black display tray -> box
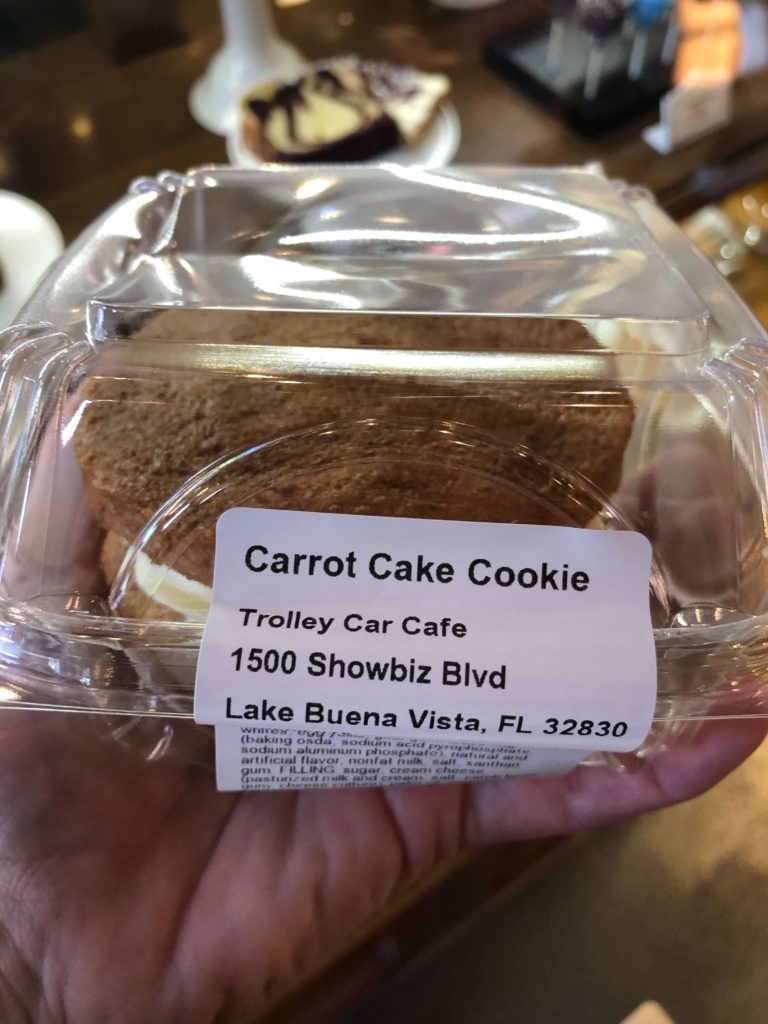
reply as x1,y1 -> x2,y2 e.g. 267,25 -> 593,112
485,19 -> 674,137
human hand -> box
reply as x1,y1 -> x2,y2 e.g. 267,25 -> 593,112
0,708 -> 762,1024
1,415 -> 766,1023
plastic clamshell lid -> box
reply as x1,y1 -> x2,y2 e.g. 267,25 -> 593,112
88,165 -> 711,350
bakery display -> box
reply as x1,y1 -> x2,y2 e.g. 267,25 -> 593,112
240,58 -> 450,162
486,0 -> 677,134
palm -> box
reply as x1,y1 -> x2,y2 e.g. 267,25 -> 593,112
0,709 -> 762,1023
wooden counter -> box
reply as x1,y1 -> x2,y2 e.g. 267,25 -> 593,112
1,0 -> 767,241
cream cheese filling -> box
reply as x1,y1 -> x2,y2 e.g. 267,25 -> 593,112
133,549 -> 212,623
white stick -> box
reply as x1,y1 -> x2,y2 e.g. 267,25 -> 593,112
661,17 -> 678,65
546,18 -> 566,72
584,43 -> 604,100
628,28 -> 648,80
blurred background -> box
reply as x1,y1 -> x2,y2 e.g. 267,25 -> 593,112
1,2 -> 768,1022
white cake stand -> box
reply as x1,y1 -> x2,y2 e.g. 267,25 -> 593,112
189,0 -> 306,136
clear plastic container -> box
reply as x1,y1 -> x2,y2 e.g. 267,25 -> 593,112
2,165 -> 767,767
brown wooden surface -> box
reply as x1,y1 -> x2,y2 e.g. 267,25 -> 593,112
1,0 -> 768,242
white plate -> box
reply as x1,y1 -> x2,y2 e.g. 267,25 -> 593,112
226,101 -> 461,169
0,191 -> 64,330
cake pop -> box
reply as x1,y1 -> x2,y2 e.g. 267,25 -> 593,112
628,0 -> 674,78
576,0 -> 628,100
577,0 -> 629,36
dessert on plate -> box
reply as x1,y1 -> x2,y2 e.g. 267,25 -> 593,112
240,57 -> 450,162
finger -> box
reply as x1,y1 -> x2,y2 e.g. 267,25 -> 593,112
462,716 -> 767,846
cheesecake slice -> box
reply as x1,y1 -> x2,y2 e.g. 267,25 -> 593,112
242,63 -> 399,163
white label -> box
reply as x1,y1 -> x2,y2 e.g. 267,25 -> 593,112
643,84 -> 732,154
213,725 -> 585,791
663,84 -> 732,145
195,509 -> 656,757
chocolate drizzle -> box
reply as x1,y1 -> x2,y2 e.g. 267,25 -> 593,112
248,70 -> 363,141
245,65 -> 400,163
